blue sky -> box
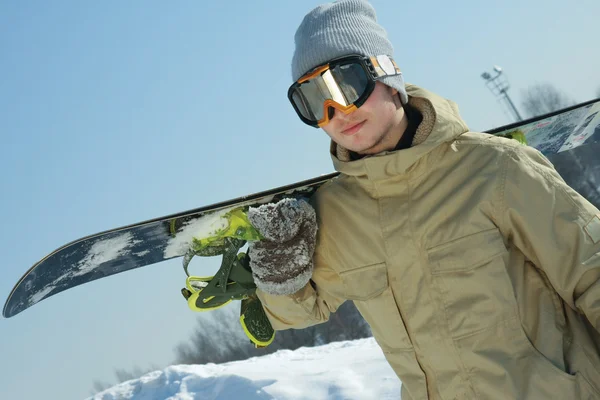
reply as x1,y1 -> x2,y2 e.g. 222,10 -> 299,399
1,1 -> 598,399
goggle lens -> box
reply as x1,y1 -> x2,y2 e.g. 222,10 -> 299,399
290,62 -> 370,123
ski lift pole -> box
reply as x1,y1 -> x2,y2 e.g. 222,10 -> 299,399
481,66 -> 523,122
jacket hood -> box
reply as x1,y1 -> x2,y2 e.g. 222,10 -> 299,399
330,84 -> 470,177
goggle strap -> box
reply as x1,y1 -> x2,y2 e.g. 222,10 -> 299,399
369,55 -> 402,78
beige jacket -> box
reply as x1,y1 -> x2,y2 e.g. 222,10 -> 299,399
257,85 -> 600,399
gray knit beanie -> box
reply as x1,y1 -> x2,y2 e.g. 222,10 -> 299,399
292,0 -> 408,104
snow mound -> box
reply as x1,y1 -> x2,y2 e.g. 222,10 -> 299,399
89,338 -> 401,400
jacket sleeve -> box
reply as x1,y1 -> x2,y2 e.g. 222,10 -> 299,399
495,144 -> 600,331
256,247 -> 347,331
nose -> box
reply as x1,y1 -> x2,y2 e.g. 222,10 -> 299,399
327,106 -> 349,124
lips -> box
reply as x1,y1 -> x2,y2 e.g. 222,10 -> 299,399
341,120 -> 366,136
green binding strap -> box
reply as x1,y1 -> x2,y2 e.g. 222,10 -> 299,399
189,208 -> 263,259
240,293 -> 275,348
178,208 -> 275,348
183,239 -> 255,312
499,129 -> 528,145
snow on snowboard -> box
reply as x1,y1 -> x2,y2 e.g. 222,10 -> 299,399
4,98 -> 600,319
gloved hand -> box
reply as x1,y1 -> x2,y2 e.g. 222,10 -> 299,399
247,198 -> 318,296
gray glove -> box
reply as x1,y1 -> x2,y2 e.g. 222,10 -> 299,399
247,198 -> 318,296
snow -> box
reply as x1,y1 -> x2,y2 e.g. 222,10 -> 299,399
27,233 -> 142,306
74,233 -> 141,278
88,338 -> 401,400
163,207 -> 235,259
28,285 -> 55,305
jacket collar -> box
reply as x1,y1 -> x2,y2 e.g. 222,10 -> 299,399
329,84 -> 469,181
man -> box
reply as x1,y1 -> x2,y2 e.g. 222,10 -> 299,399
247,1 -> 600,398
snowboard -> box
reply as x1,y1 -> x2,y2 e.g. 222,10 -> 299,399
4,98 -> 600,319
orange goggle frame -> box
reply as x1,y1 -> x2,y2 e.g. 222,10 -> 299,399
288,54 -> 402,127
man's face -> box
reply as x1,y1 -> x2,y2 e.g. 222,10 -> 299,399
321,82 -> 405,155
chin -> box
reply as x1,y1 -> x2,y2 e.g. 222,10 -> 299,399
349,136 -> 380,154
342,142 -> 373,155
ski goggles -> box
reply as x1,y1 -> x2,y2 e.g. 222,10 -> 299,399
288,54 -> 402,127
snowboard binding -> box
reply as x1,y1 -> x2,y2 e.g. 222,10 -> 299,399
179,208 -> 275,348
